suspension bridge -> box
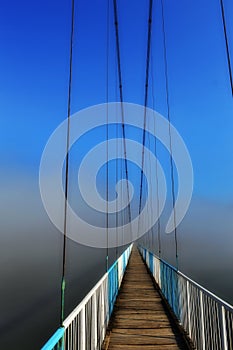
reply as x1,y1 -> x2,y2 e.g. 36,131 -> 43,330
41,243 -> 233,350
39,0 -> 233,349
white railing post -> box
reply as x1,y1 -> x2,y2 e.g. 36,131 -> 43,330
220,305 -> 228,350
80,308 -> 86,350
186,280 -> 192,339
200,291 -> 206,350
153,256 -> 155,279
138,246 -> 233,350
100,280 -> 106,344
42,245 -> 133,350
158,258 -> 161,288
91,293 -> 97,350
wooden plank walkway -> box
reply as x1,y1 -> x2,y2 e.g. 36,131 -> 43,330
102,247 -> 192,350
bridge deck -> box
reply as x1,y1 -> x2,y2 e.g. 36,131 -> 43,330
102,247 -> 191,350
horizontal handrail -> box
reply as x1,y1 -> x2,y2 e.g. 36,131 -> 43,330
178,270 -> 233,312
41,244 -> 133,350
140,245 -> 233,312
41,327 -> 64,350
63,272 -> 107,328
139,245 -> 233,350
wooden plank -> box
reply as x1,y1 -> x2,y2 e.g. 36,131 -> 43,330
111,328 -> 179,336
108,334 -> 182,345
102,247 -> 191,350
103,345 -> 181,350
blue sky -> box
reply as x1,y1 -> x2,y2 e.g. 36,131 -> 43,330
1,0 -> 232,197
1,0 -> 233,265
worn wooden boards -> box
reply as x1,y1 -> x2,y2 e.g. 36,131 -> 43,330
102,247 -> 191,350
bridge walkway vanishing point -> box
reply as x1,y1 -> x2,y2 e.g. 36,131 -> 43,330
102,247 -> 192,350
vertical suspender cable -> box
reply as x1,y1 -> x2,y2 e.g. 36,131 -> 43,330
151,50 -> 162,257
161,0 -> 178,269
115,122 -> 118,259
219,0 -> 233,96
106,0 -> 110,272
138,0 -> 153,234
113,0 -> 133,238
61,0 -> 75,325
147,121 -> 153,251
114,54 -> 119,257
115,103 -> 119,259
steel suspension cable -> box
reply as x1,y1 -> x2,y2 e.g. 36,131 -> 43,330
115,118 -> 119,259
138,0 -> 153,233
147,117 -> 153,250
106,0 -> 110,272
151,49 -> 162,257
220,0 -> 233,96
161,0 -> 178,269
114,54 -> 120,257
60,0 -> 75,325
115,89 -> 119,259
113,0 -> 133,236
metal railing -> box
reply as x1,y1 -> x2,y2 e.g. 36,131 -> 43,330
139,246 -> 233,350
41,245 -> 132,350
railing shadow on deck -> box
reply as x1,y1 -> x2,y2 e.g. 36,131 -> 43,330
139,245 -> 233,350
41,244 -> 133,350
